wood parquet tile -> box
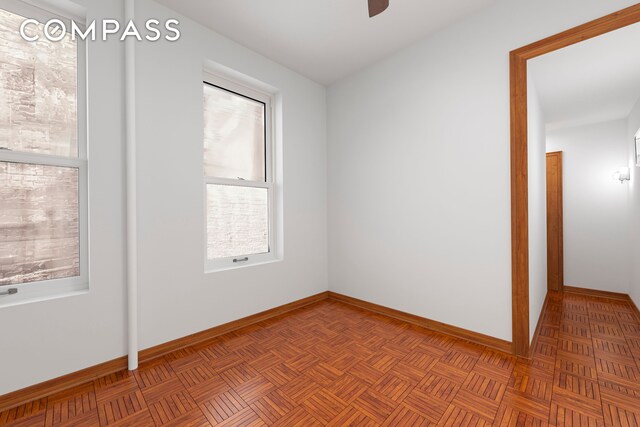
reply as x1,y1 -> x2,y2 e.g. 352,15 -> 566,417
2,292 -> 640,426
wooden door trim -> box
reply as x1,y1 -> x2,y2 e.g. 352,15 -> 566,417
509,3 -> 640,356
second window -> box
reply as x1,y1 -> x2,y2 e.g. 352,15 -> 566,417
203,74 -> 275,270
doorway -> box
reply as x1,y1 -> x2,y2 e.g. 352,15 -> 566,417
509,4 -> 640,357
546,151 -> 563,292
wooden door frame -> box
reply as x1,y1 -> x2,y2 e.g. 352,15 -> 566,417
509,4 -> 640,357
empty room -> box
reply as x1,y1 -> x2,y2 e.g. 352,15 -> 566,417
1,0 -> 639,426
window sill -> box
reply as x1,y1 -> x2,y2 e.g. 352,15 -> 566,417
0,286 -> 89,309
205,256 -> 282,274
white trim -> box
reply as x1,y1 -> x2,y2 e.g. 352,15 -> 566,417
77,35 -> 89,294
205,257 -> 282,274
0,0 -> 85,29
203,71 -> 272,107
202,72 -> 280,273
0,150 -> 85,168
0,278 -> 88,308
0,1 -> 88,308
205,176 -> 271,189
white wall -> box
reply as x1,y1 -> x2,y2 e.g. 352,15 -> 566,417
527,77 -> 547,341
134,0 -> 327,350
327,0 -> 638,342
0,0 -> 128,395
546,120 -> 631,293
627,98 -> 640,307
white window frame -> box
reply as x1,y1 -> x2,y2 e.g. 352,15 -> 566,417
635,129 -> 640,167
0,0 -> 88,306
203,71 -> 278,272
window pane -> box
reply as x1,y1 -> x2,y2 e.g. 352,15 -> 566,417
0,9 -> 78,157
0,162 -> 79,286
207,184 -> 269,259
203,84 -> 265,181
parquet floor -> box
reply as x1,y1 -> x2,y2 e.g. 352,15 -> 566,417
2,291 -> 640,426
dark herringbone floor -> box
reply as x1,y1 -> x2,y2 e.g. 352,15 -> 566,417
1,291 -> 639,426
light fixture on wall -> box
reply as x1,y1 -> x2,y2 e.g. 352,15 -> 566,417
613,167 -> 630,183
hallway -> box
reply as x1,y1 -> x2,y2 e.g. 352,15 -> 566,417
508,291 -> 640,426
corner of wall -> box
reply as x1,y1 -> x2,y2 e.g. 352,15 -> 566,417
627,97 -> 640,307
527,75 -> 548,343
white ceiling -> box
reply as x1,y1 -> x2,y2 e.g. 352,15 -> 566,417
156,0 -> 497,85
529,22 -> 640,131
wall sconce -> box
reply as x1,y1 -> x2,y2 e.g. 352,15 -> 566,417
613,167 -> 630,183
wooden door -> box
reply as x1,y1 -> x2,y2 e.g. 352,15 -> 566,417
546,151 -> 563,291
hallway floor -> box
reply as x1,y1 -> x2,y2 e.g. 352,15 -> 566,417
1,291 -> 639,426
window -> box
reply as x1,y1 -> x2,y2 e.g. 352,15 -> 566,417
0,2 -> 87,302
203,73 -> 277,270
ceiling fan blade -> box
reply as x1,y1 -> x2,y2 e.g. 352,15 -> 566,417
368,0 -> 389,17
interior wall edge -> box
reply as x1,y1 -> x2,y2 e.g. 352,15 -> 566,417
528,291 -> 550,355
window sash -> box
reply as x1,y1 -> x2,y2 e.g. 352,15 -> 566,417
203,82 -> 267,182
0,156 -> 88,294
204,178 -> 276,269
202,73 -> 276,271
0,1 -> 87,304
203,72 -> 274,184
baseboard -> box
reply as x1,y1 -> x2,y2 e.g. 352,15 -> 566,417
563,286 -> 631,301
139,291 -> 330,362
0,356 -> 128,413
528,292 -> 550,358
1,289 -> 515,412
327,292 -> 512,354
563,286 -> 640,323
0,291 -> 329,413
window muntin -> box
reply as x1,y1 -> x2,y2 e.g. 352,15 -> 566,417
0,3 -> 87,299
203,74 -> 275,269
